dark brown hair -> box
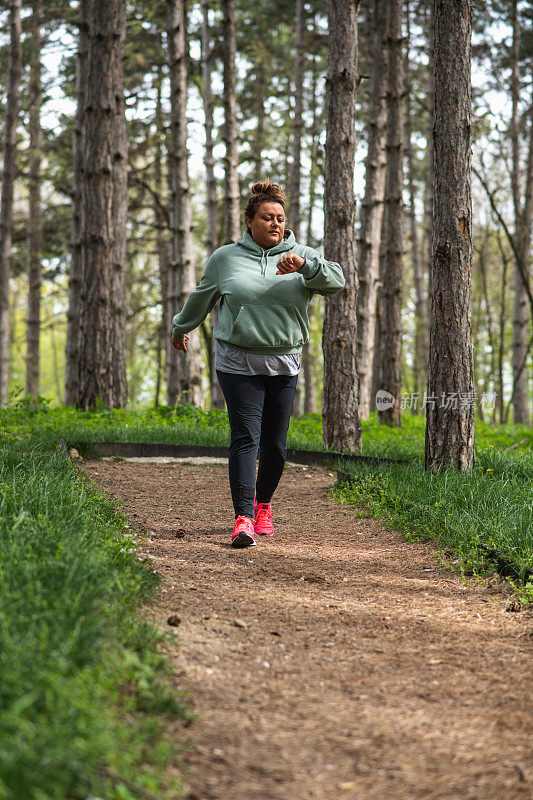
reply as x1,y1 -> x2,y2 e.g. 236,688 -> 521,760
244,180 -> 286,226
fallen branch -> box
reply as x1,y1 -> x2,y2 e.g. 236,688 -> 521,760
503,438 -> 527,451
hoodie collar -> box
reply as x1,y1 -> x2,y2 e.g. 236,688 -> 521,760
237,228 -> 296,255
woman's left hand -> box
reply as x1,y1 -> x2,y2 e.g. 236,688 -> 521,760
276,253 -> 305,274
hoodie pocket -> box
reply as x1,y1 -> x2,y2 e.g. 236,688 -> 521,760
229,303 -> 306,349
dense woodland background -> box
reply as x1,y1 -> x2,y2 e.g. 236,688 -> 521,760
0,0 -> 531,430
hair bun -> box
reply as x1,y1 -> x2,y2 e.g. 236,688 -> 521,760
251,179 -> 286,205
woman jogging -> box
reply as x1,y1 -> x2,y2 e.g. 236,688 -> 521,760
171,180 -> 345,548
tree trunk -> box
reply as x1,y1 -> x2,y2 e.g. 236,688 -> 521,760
510,0 -> 521,218
478,231 -> 496,405
369,284 -> 382,412
282,77 -> 293,193
306,55 -> 321,251
424,0 -> 475,471
202,1 -> 218,259
496,231 -> 509,424
0,0 -> 22,404
222,0 -> 240,243
322,0 -> 361,452
26,0 -> 43,400
77,0 -> 127,410
512,205 -> 532,426
287,0 -> 306,418
510,1 -> 531,426
356,0 -> 388,420
377,0 -> 404,427
201,0 -> 225,410
154,55 -> 168,408
50,320 -> 61,401
302,346 -> 316,415
423,2 -> 434,318
302,59 -> 321,417
289,0 -> 305,242
65,0 -> 89,405
110,3 -> 128,407
302,309 -> 318,415
253,49 -> 266,178
471,281 -> 484,422
166,0 -> 203,407
404,0 -> 426,408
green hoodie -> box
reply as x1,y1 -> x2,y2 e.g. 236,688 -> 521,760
171,229 -> 345,354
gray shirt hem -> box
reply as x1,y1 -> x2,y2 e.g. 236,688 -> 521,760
214,338 -> 301,376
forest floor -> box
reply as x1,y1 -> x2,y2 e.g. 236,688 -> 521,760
81,458 -> 533,800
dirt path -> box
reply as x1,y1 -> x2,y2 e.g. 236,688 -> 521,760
82,459 -> 532,800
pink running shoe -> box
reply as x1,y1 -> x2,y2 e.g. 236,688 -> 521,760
254,501 -> 274,536
231,515 -> 256,548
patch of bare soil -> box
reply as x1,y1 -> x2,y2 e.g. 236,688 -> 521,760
81,460 -> 532,800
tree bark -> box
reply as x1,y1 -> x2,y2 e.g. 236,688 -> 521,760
201,1 -> 218,259
370,213 -> 388,412
496,231 -> 509,424
287,0 -> 306,418
65,0 -> 90,405
166,0 -> 203,407
404,0 -> 426,407
253,46 -> 266,178
306,55 -> 321,252
26,0 -> 43,400
377,0 -> 404,427
110,1 -> 128,407
154,55 -> 168,409
50,320 -> 61,401
201,0 -> 225,410
512,196 -> 532,425
302,346 -> 316,414
510,1 -> 531,426
302,58 -> 321,417
289,0 -> 305,242
510,0 -> 521,219
356,0 -> 388,420
0,0 -> 22,403
302,304 -> 318,415
222,0 -> 240,243
423,1 -> 434,319
282,77 -> 292,193
471,282 -> 484,422
477,231 -> 496,406
77,0 -> 128,410
425,0 -> 475,471
322,0 -> 361,452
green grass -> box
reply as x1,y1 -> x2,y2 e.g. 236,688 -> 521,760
1,394 -> 531,458
334,448 -> 533,598
0,441 -> 190,800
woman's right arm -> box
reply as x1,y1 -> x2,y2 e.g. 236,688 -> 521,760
171,254 -> 221,341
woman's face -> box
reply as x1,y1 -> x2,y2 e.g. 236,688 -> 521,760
246,202 -> 286,250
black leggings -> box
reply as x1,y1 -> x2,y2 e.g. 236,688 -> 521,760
216,370 -> 298,518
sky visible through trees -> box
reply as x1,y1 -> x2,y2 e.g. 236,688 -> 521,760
0,1 -> 531,429
33,15 -> 515,225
